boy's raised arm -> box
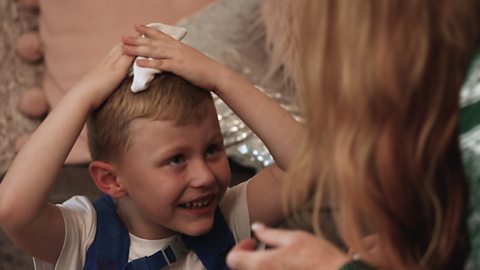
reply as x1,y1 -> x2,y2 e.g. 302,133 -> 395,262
0,45 -> 133,263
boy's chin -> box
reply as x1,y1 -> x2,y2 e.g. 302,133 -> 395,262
182,219 -> 215,237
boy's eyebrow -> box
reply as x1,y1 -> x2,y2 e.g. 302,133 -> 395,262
210,132 -> 224,141
150,143 -> 189,158
207,132 -> 226,147
151,133 -> 225,159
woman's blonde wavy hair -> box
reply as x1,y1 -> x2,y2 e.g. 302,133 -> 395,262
284,0 -> 480,269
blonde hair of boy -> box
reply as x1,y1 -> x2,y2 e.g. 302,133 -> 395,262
87,73 -> 214,163
285,0 -> 480,269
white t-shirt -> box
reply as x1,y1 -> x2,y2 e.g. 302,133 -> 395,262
34,181 -> 251,270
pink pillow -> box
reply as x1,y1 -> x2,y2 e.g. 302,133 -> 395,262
36,0 -> 214,163
39,0 -> 215,107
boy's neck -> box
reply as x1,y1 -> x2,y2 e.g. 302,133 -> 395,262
116,198 -> 177,240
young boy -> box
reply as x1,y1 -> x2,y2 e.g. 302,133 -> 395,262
0,26 -> 301,269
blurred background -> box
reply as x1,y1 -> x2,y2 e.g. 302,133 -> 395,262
0,0 -> 303,268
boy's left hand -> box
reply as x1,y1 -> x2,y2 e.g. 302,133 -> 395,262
121,24 -> 228,94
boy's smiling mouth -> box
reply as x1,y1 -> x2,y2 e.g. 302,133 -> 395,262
178,195 -> 214,209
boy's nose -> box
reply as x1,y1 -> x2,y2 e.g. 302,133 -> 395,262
189,159 -> 216,187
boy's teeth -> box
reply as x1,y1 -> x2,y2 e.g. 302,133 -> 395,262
183,198 -> 210,209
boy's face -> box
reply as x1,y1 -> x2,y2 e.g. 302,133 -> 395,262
115,106 -> 231,238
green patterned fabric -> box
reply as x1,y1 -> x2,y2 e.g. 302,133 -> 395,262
460,48 -> 480,270
340,260 -> 376,270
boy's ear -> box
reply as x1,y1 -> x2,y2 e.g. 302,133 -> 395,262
88,161 -> 126,198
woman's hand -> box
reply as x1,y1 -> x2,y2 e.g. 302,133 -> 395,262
226,223 -> 349,270
121,24 -> 230,94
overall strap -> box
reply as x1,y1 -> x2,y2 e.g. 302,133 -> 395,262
85,195 -> 234,270
125,236 -> 188,270
182,208 -> 235,270
84,195 -> 130,270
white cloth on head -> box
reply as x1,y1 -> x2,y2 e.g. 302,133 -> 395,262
130,22 -> 187,93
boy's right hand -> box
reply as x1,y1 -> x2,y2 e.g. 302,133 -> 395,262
73,44 -> 134,109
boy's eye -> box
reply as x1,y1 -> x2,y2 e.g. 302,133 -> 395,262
167,154 -> 186,166
205,144 -> 222,157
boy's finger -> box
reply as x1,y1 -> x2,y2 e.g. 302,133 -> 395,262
117,54 -> 134,67
107,44 -> 122,57
121,36 -> 151,46
134,24 -> 173,40
135,59 -> 165,69
122,45 -> 152,57
102,44 -> 129,67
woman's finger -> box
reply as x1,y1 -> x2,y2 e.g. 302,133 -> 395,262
251,223 -> 303,247
226,239 -> 266,270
